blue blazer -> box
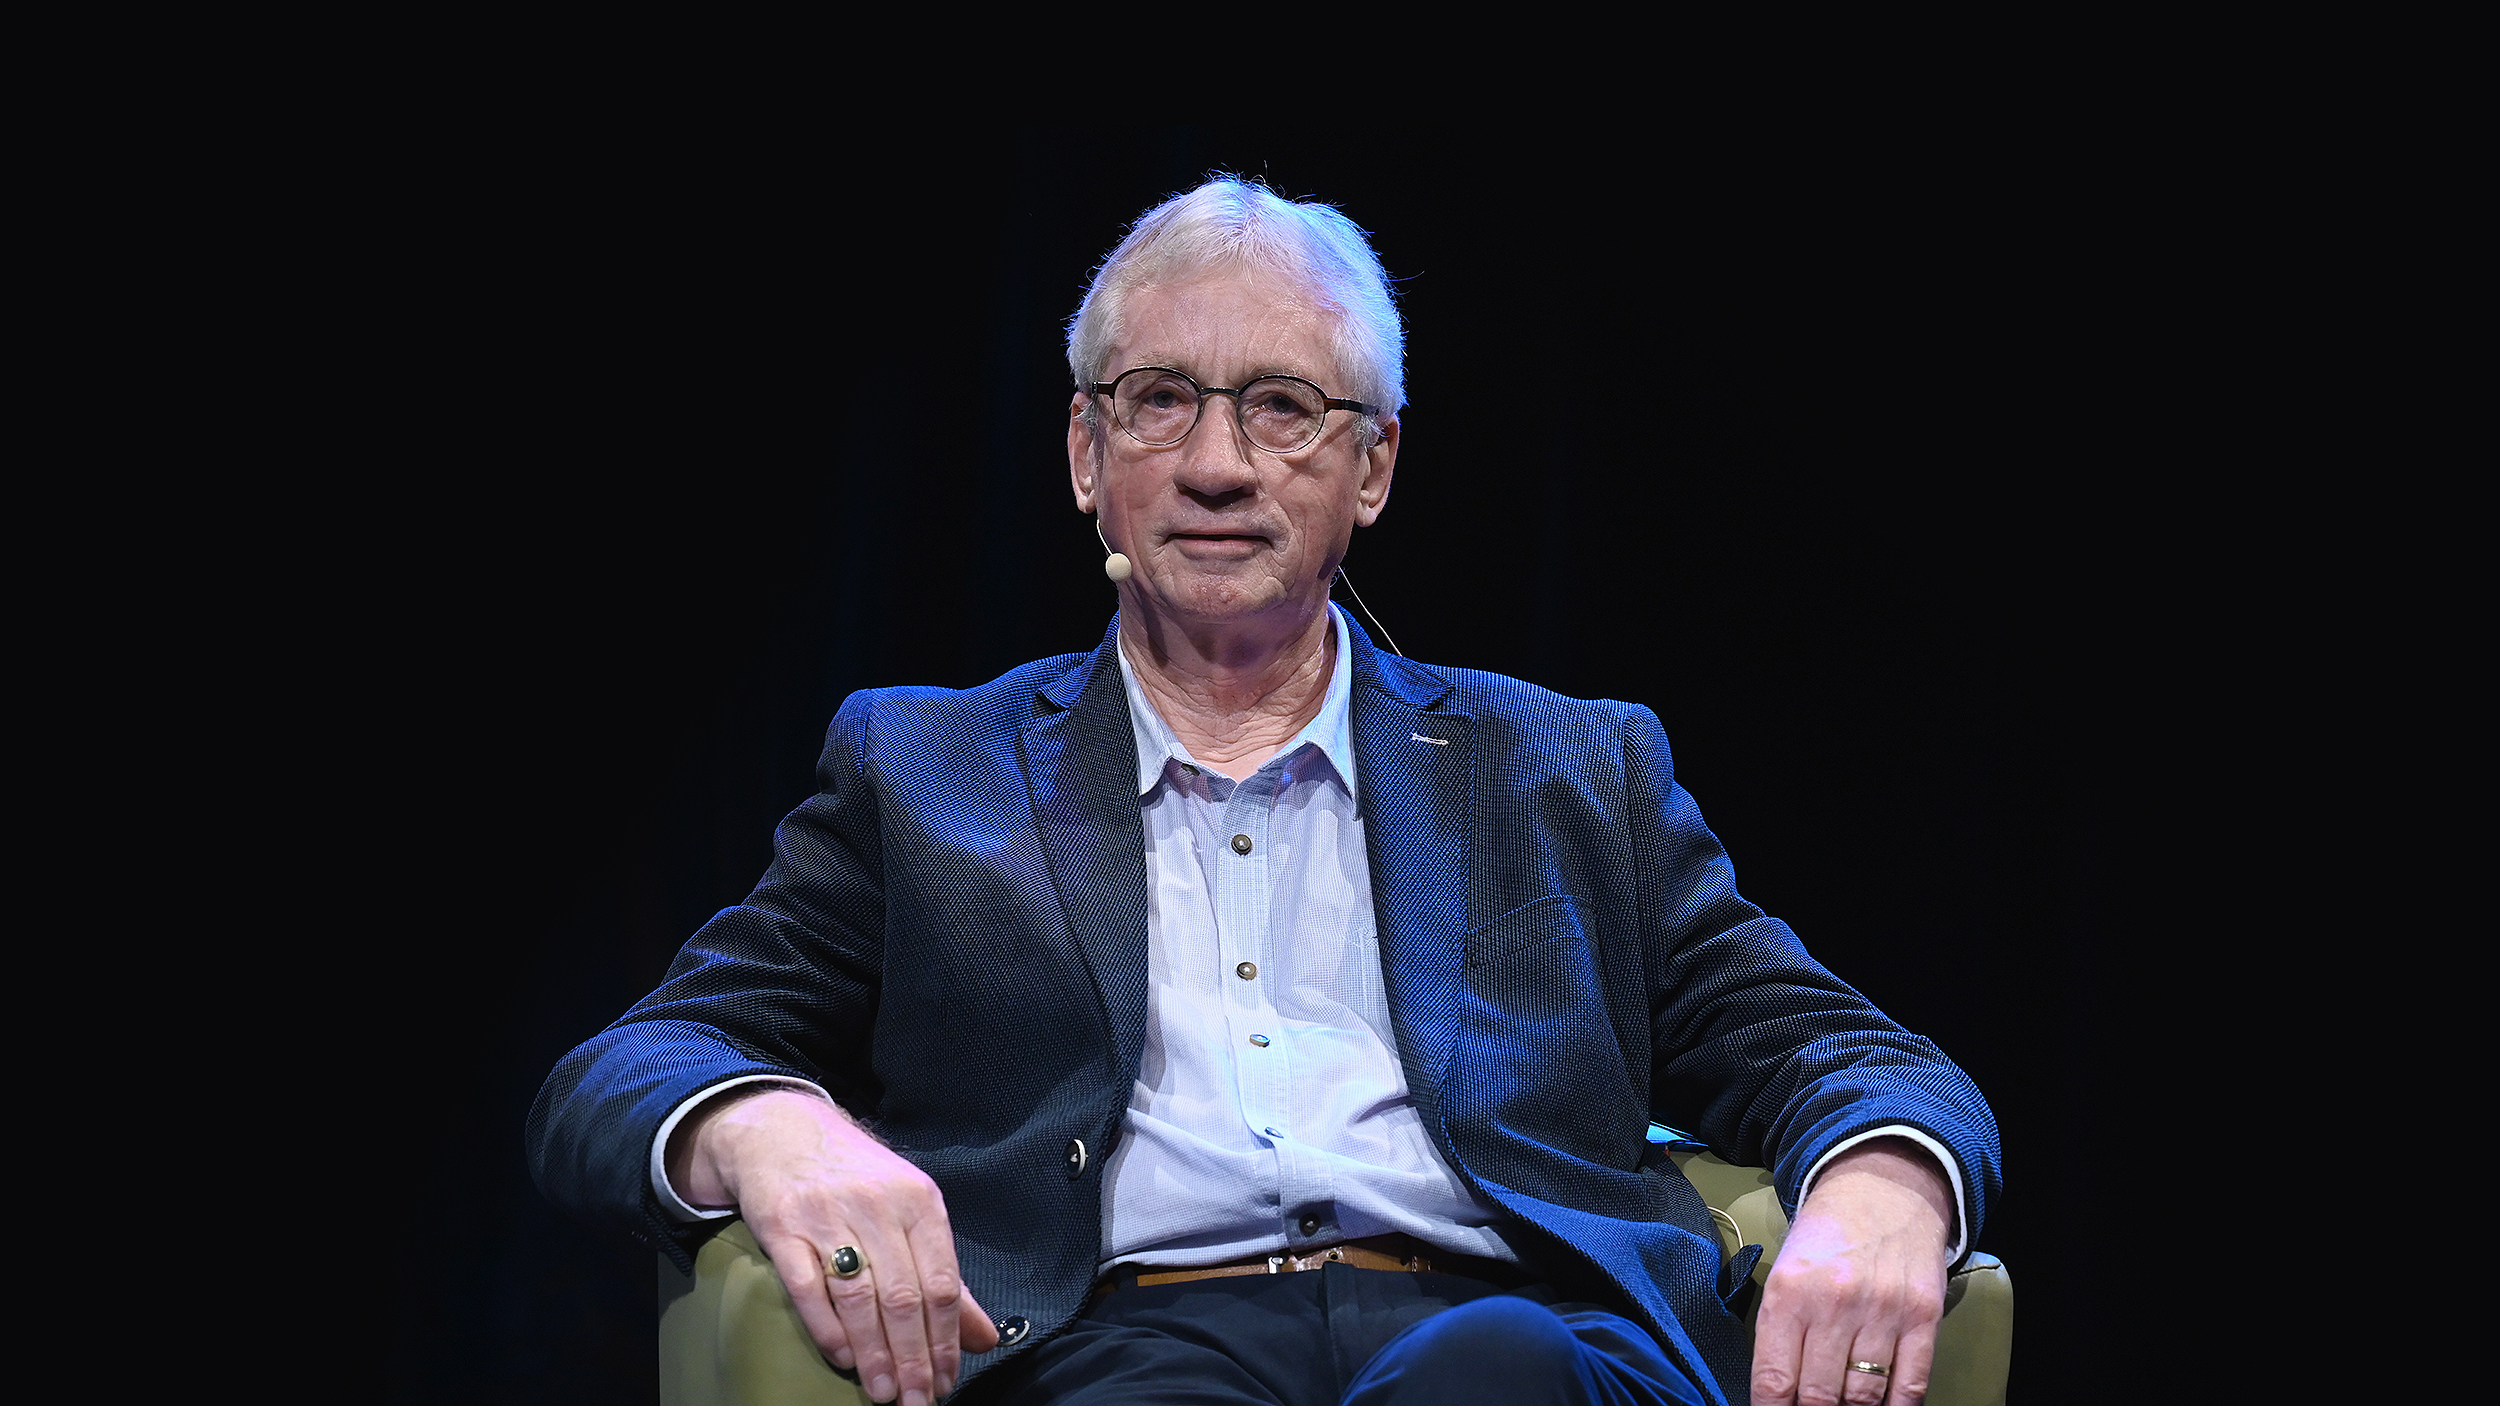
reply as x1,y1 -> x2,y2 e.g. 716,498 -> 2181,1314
529,617 -> 1999,1403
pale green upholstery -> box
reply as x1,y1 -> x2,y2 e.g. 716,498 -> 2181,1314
658,1152 -> 2011,1405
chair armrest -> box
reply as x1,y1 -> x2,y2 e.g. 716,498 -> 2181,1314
659,1220 -> 868,1406
1932,1253 -> 2011,1406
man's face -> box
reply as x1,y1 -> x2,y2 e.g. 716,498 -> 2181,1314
1068,270 -> 1397,637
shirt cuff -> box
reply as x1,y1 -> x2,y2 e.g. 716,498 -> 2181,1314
648,1074 -> 835,1223
1793,1125 -> 1970,1265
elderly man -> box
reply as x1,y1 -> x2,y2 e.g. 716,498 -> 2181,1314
530,180 -> 1997,1406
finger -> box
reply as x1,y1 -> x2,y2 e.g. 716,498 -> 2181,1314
754,1230 -> 856,1371
1840,1322 -> 1900,1406
1884,1314 -> 1939,1404
821,1233 -> 904,1401
958,1283 -> 1001,1354
852,1220 -> 937,1406
1795,1304 -> 1861,1406
901,1204 -> 969,1397
1749,1284 -> 1807,1405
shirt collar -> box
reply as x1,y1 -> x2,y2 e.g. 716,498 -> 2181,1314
1116,603 -> 1359,803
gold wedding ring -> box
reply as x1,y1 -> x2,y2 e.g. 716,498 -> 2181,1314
1848,1360 -> 1891,1377
830,1245 -> 866,1279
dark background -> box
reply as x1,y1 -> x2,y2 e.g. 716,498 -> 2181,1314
379,126 -> 2166,1403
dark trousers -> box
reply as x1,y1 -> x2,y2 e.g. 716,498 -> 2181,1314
978,1263 -> 1712,1406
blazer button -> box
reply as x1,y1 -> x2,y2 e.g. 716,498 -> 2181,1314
1065,1139 -> 1088,1177
1231,833 -> 1253,854
998,1315 -> 1030,1346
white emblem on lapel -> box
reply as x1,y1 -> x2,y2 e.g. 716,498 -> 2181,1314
1410,732 -> 1450,746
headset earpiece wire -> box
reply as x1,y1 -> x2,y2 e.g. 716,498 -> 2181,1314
1333,566 -> 1402,657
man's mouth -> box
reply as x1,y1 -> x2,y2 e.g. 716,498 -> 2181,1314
1166,531 -> 1272,551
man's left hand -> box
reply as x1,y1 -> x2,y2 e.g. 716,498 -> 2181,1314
1749,1138 -> 1953,1406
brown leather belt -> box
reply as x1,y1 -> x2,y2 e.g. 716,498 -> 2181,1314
1131,1234 -> 1437,1288
1095,1233 -> 1537,1300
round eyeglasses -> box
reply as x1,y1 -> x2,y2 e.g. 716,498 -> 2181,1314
1089,367 -> 1379,455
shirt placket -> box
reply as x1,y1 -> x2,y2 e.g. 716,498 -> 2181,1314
1215,765 -> 1300,1233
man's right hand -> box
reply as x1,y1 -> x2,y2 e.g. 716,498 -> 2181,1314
667,1086 -> 1000,1405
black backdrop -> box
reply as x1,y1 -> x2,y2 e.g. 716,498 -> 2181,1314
380,127 -> 2144,1403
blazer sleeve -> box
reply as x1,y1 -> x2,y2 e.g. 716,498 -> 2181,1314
526,691 -> 891,1270
1621,703 -> 2002,1259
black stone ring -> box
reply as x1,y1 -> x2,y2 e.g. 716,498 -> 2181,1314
830,1246 -> 866,1279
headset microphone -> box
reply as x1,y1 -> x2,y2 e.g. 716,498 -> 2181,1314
1095,517 -> 1133,583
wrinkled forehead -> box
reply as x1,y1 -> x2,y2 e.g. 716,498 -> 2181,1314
1104,269 -> 1350,389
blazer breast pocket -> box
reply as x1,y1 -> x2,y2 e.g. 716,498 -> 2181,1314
1451,893 -> 1642,1168
1464,894 -> 1588,969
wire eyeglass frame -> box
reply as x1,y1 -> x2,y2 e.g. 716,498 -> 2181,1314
1088,366 -> 1380,455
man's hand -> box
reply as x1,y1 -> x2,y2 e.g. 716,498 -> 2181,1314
1749,1138 -> 1953,1406
668,1087 -> 1001,1404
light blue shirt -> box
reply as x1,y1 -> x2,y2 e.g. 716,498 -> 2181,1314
1100,605 -> 1518,1268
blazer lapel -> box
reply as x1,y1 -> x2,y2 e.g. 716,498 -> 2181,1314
1347,622 -> 1474,1138
1020,619 -> 1152,1083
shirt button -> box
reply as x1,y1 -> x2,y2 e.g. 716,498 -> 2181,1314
1236,961 -> 1257,980
1231,833 -> 1253,854
1299,1215 -> 1321,1236
1248,1033 -> 1270,1048
1182,763 -> 1198,775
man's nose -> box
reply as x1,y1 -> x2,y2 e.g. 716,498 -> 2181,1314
1172,393 -> 1260,499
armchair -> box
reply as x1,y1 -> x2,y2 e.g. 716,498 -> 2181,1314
658,1149 -> 2011,1405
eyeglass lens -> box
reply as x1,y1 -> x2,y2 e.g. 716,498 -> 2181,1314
1113,369 -> 1331,452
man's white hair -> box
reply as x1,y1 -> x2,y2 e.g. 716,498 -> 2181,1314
1067,178 -> 1405,443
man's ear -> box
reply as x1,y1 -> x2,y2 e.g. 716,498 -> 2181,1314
1353,416 -> 1398,528
1068,391 -> 1101,512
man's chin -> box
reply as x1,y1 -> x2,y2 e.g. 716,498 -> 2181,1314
1140,572 -> 1304,626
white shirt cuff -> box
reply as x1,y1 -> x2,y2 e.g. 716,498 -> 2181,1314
648,1074 -> 834,1223
1793,1125 -> 1970,1265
